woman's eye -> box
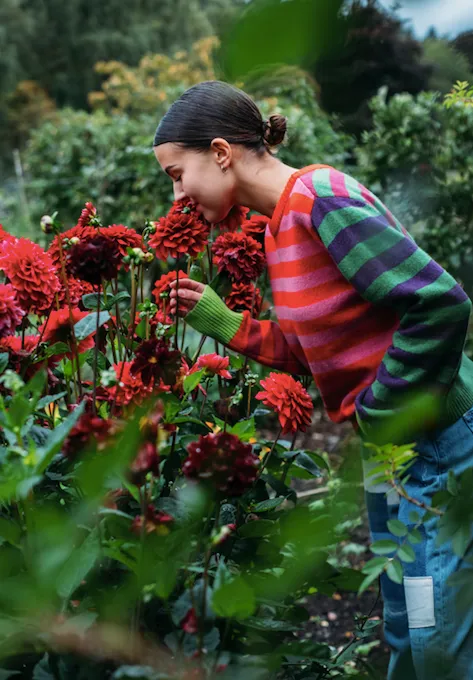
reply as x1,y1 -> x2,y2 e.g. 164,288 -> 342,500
175,175 -> 182,182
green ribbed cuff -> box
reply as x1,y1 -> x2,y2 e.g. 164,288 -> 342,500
184,285 -> 243,345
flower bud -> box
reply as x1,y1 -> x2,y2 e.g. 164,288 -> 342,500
40,215 -> 54,234
69,237 -> 80,246
143,251 -> 154,264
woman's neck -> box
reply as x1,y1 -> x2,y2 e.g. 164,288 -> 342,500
234,155 -> 299,218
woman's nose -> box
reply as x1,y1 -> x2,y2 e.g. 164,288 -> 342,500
173,185 -> 186,201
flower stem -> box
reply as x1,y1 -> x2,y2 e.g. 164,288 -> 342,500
92,282 -> 101,415
174,269 -> 179,350
246,385 -> 252,419
57,236 -> 83,398
258,425 -> 283,478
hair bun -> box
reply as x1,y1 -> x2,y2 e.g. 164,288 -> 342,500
263,114 -> 287,147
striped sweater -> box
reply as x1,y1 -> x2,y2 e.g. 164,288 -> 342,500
186,165 -> 473,438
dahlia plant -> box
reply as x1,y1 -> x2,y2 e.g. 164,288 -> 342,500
0,203 -> 379,680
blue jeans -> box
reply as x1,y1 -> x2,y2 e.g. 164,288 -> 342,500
363,405 -> 473,680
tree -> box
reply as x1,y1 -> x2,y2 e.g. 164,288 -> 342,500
312,0 -> 431,135
452,30 -> 473,71
422,38 -> 473,94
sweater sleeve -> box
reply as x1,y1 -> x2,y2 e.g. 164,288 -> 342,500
310,194 -> 472,434
184,285 -> 310,375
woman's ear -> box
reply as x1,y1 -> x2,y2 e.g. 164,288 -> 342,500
210,137 -> 232,171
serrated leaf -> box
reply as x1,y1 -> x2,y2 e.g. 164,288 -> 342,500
74,311 -> 111,341
292,452 -> 324,478
253,497 -> 285,512
387,519 -> 408,537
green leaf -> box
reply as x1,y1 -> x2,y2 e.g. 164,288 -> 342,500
35,400 -> 85,473
56,528 -> 100,600
447,469 -> 459,496
0,354 -> 9,375
386,558 -> 403,584
230,417 -> 256,441
183,369 -> 204,394
41,342 -> 71,358
407,528 -> 423,545
74,311 -> 111,341
370,539 -> 398,555
387,519 -> 408,537
238,519 -> 278,538
0,517 -> 22,547
358,558 -> 387,595
398,543 -> 416,563
409,510 -> 422,524
209,270 -> 232,298
213,559 -> 234,592
212,576 -> 256,618
82,292 -> 130,310
36,391 -> 67,411
243,617 -> 298,632
253,497 -> 285,512
293,451 -> 325,477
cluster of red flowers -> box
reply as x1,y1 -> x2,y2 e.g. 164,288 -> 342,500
152,269 -> 187,305
106,361 -> 154,407
62,412 -> 113,459
149,199 -> 210,261
256,372 -> 313,434
39,307 -> 95,358
0,284 -> 24,338
183,432 -> 259,496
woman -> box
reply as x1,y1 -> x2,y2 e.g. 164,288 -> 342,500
153,80 -> 473,679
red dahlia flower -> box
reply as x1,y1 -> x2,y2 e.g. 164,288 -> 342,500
255,373 -> 313,434
56,277 -> 94,308
131,505 -> 174,536
0,284 -> 25,338
192,353 -> 232,379
102,224 -> 144,259
212,232 -> 265,283
77,202 -> 98,228
225,281 -> 262,316
107,361 -> 154,407
181,608 -> 199,634
152,270 -> 187,304
62,413 -> 112,459
0,224 -> 17,246
39,307 -> 95,358
242,214 -> 269,243
67,233 -> 122,285
149,202 -> 210,260
131,338 -> 181,387
0,238 -> 60,314
216,205 -> 249,232
129,441 -> 160,486
183,432 -> 259,496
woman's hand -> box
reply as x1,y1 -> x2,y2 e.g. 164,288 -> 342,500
169,278 -> 206,317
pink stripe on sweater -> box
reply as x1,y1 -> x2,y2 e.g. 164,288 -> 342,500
330,169 -> 350,198
271,266 -> 340,292
309,333 -> 391,375
275,289 -> 356,322
266,238 -> 321,265
279,208 -> 312,233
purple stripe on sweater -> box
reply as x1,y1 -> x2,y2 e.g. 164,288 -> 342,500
376,362 -> 411,391
326,214 -> 394,264
350,237 -> 416,293
385,259 -> 443,301
386,345 -> 459,369
311,197 -> 366,230
397,321 -> 454,340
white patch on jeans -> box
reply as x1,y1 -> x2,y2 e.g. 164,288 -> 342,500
404,576 -> 436,628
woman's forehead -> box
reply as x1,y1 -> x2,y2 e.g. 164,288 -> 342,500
154,142 -> 184,168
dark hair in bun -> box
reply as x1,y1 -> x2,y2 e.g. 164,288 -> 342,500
154,80 -> 287,154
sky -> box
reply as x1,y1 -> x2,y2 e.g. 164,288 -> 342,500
379,0 -> 473,38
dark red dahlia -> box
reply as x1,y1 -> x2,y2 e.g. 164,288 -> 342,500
212,232 -> 265,283
0,284 -> 25,338
107,361 -> 154,407
131,504 -> 174,536
183,432 -> 259,496
241,214 -> 269,243
0,238 -> 60,314
62,413 -> 112,459
129,441 -> 160,486
225,281 -> 262,316
103,224 -> 144,259
68,233 -> 122,285
131,338 -> 181,387
216,205 -> 249,233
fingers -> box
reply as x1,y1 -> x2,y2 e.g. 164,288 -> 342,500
169,278 -> 205,294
